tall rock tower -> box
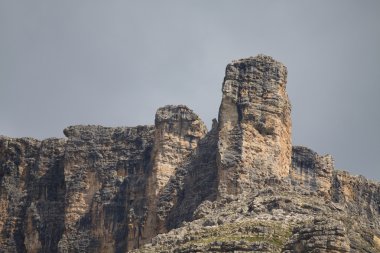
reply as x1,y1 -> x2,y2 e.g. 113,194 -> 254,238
151,105 -> 207,194
144,105 -> 207,243
217,55 -> 292,195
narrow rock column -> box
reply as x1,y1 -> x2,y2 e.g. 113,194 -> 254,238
217,55 -> 292,195
144,105 -> 207,240
152,105 -> 207,193
153,105 -> 207,195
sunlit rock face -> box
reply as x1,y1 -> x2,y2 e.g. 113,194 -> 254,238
151,105 -> 207,194
217,55 -> 292,195
144,105 -> 207,242
0,55 -> 379,253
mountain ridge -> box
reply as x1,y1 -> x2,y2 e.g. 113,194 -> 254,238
0,55 -> 379,252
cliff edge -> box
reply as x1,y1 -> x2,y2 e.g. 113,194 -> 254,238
0,55 -> 379,253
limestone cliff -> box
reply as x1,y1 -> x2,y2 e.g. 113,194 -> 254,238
145,105 -> 207,240
0,55 -> 379,253
290,146 -> 334,196
60,125 -> 154,252
0,137 -> 65,253
217,55 -> 291,196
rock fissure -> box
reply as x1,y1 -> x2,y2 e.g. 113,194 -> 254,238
0,55 -> 379,252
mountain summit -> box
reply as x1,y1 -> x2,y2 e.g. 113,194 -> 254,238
1,55 -> 379,252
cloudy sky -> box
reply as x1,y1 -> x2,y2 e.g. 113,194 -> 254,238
1,1 -> 379,180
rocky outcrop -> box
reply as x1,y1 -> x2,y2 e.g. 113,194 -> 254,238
157,119 -> 219,230
59,125 -> 154,253
283,219 -> 350,253
0,105 -> 208,252
217,55 -> 292,196
0,137 -> 66,253
290,146 -> 334,196
331,170 -> 380,216
0,54 -> 379,253
150,105 -> 207,194
145,105 -> 207,241
331,170 -> 380,252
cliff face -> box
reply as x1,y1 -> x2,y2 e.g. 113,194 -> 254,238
290,146 -> 334,196
0,137 -> 66,253
1,55 -> 379,253
150,105 -> 207,194
60,125 -> 154,253
145,105 -> 207,240
217,55 -> 291,196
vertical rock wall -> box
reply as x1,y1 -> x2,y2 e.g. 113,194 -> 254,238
0,137 -> 66,253
0,107 -> 208,252
1,54 -> 379,253
59,125 -> 154,253
0,137 -> 41,252
331,171 -> 380,251
150,105 -> 207,194
290,146 -> 334,196
331,171 -> 380,220
290,145 -> 380,225
157,119 -> 219,230
144,105 -> 207,240
217,55 -> 292,195
24,139 -> 66,253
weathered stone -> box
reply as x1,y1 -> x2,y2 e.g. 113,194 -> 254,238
144,105 -> 207,242
150,105 -> 207,194
60,125 -> 154,253
160,121 -> 219,229
217,55 -> 292,195
0,137 -> 66,253
283,219 -> 350,253
0,55 -> 379,253
290,146 -> 334,196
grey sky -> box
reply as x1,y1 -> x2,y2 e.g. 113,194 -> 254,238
1,1 -> 379,180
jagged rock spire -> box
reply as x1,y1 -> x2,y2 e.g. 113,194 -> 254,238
152,105 -> 207,192
2,55 -> 379,253
144,105 -> 207,243
217,54 -> 292,195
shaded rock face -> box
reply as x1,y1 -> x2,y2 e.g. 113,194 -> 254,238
0,137 -> 65,253
331,171 -> 380,250
59,125 -> 154,253
217,55 -> 292,195
331,171 -> 380,215
1,55 -> 380,253
157,121 -> 219,230
144,105 -> 207,241
0,105 -> 209,252
150,105 -> 207,193
290,146 -> 334,196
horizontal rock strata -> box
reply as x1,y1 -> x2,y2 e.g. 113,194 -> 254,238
0,55 -> 379,253
217,55 -> 292,196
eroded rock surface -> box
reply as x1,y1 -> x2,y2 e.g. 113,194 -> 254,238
0,137 -> 65,253
283,219 -> 350,253
145,105 -> 207,241
217,55 -> 292,196
150,105 -> 207,193
59,125 -> 154,253
157,120 -> 219,230
290,146 -> 334,196
0,55 -> 379,253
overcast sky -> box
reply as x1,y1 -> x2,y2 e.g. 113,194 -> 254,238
1,1 -> 379,181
